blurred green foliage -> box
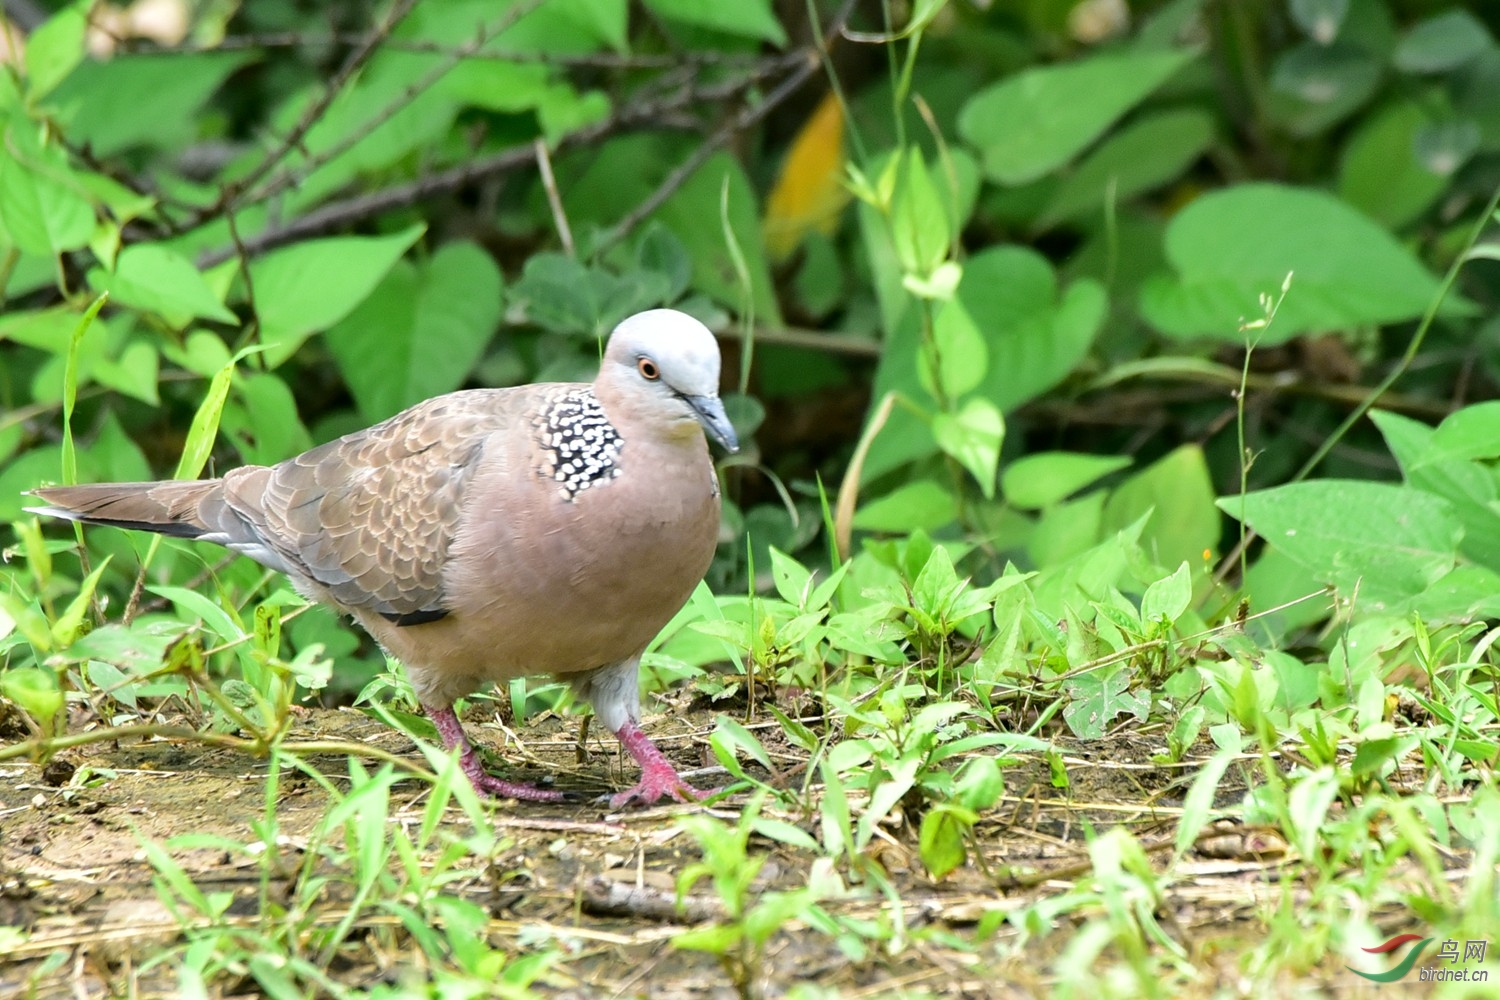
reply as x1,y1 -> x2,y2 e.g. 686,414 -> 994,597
3,0 -> 1500,728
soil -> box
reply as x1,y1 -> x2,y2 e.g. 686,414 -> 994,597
0,705 -> 1457,998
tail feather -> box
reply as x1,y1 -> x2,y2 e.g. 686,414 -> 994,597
26,481 -> 222,539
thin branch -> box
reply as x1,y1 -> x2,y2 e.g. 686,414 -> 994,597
592,51 -> 820,254
240,0 -> 550,212
224,209 -> 263,365
714,322 -> 881,358
194,53 -> 806,267
0,724 -> 438,783
197,124 -> 575,267
580,874 -> 726,923
220,0 -> 422,213
592,0 -> 855,253
834,391 -> 897,562
129,31 -> 764,69
534,138 -> 574,258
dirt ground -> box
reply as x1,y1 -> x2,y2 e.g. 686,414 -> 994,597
0,706 -> 1461,998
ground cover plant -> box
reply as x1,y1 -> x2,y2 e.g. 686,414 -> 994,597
3,0 -> 1500,996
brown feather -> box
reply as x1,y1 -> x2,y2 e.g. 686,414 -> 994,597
28,308 -> 734,805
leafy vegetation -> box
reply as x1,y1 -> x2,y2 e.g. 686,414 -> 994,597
4,0 -> 1500,997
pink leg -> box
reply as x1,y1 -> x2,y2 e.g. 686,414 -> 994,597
425,704 -> 571,802
607,720 -> 712,809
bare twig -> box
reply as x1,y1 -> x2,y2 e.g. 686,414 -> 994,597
224,209 -> 263,363
534,138 -> 575,257
0,724 -> 438,783
714,321 -> 880,358
130,31 -> 765,69
241,0 -> 550,212
591,0 -> 855,253
222,0 -> 422,212
592,49 -> 821,254
195,54 -> 805,266
580,874 -> 726,923
833,391 -> 897,561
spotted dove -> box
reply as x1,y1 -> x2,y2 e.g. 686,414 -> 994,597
28,309 -> 738,808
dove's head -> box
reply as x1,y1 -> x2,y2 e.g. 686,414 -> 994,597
599,309 -> 739,453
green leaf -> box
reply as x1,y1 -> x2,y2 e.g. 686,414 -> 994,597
642,0 -> 786,45
92,339 -> 161,406
1266,42 -> 1381,136
87,411 -> 152,483
1287,769 -> 1339,860
222,372 -> 314,465
768,547 -> 813,607
52,557 -> 111,648
250,225 -> 425,367
712,716 -> 773,772
59,295 -> 105,487
918,805 -> 975,880
1421,400 -> 1500,465
1002,451 -> 1130,509
1062,667 -> 1149,739
174,362 -> 236,481
24,3 -> 87,99
327,242 -> 502,422
865,246 -> 1105,481
1372,408 -> 1500,572
636,223 -> 693,303
89,244 -> 238,328
958,48 -> 1194,185
1290,0 -> 1348,45
1394,10 -> 1491,74
148,585 -> 244,647
1140,183 -> 1451,342
1028,492 -> 1106,567
672,924 -> 742,954
954,756 -> 1005,812
0,667 -> 63,734
655,152 -> 781,326
1039,108 -> 1214,228
55,622 -> 186,673
1264,649 -> 1319,712
891,149 -> 950,276
46,52 -> 252,156
922,282 -> 986,399
1174,745 -> 1237,858
1413,120 -> 1480,178
0,140 -> 94,256
1337,101 -> 1449,229
1223,481 -> 1462,611
1350,737 -> 1402,779
1103,444 -> 1219,570
1456,50 -> 1500,150
509,253 -> 666,338
511,254 -> 599,335
1140,562 -> 1192,624
852,480 -> 956,533
947,247 -> 1105,413
932,398 -> 1005,499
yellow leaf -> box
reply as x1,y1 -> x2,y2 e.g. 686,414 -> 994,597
763,93 -> 850,263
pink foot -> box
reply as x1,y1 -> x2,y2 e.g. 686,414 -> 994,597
426,703 -> 573,803
459,749 -> 573,802
605,720 -> 714,809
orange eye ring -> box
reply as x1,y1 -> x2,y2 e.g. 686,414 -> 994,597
637,357 -> 660,380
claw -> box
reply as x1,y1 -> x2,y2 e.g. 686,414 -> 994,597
604,720 -> 716,808
603,771 -> 715,809
464,758 -> 575,802
427,702 -> 574,802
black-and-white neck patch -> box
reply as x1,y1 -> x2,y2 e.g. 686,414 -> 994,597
534,389 -> 624,501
